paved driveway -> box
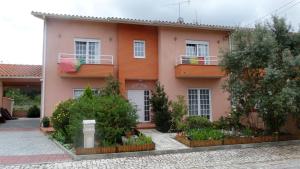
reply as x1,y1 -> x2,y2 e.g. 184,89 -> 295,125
0,118 -> 71,164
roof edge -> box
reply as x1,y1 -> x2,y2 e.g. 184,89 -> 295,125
31,11 -> 237,32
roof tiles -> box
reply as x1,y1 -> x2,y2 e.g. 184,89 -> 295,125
0,64 -> 42,78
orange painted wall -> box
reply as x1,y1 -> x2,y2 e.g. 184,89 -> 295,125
117,24 -> 158,95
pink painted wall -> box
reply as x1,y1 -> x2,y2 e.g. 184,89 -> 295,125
44,19 -> 118,117
158,27 -> 231,121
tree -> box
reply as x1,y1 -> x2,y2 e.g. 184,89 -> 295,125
221,16 -> 300,133
170,96 -> 188,132
150,82 -> 171,132
101,75 -> 120,96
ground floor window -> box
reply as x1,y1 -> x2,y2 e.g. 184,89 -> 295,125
73,88 -> 100,99
188,89 -> 211,119
144,90 -> 150,121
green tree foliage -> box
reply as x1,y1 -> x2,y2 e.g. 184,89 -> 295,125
150,82 -> 171,132
51,99 -> 75,143
170,96 -> 188,132
101,75 -> 120,96
95,95 -> 137,145
221,16 -> 300,133
5,88 -> 30,106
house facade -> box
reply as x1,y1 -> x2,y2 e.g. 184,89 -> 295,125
32,12 -> 232,125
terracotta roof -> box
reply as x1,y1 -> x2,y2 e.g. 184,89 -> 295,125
32,11 -> 236,32
0,64 -> 42,78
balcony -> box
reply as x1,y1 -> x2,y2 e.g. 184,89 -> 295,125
175,55 -> 225,78
57,53 -> 114,78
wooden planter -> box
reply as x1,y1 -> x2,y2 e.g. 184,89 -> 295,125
277,135 -> 297,141
175,135 -> 222,147
223,137 -> 253,145
75,146 -> 117,155
117,143 -> 155,152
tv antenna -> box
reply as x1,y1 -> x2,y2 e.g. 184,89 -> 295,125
167,0 -> 191,23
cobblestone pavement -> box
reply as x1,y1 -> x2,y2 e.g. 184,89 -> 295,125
2,144 -> 300,169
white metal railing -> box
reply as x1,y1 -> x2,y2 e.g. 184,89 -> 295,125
176,55 -> 218,65
58,53 -> 114,65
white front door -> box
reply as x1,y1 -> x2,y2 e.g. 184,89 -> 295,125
128,90 -> 145,122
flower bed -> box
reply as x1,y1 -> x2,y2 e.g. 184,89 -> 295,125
75,143 -> 155,155
117,143 -> 155,152
176,133 -> 299,148
176,135 -> 223,147
75,146 -> 117,155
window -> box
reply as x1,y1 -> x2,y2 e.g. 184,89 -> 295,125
144,90 -> 150,121
75,39 -> 100,64
73,89 -> 100,99
134,40 -> 145,58
188,89 -> 211,120
186,41 -> 209,57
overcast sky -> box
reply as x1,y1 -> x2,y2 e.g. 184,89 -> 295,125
0,0 -> 299,65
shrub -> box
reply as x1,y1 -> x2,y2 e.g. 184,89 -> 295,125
101,75 -> 120,96
241,127 -> 253,137
27,105 -> 40,118
124,134 -> 152,145
170,96 -> 188,132
212,116 -> 231,130
95,95 -> 138,145
69,90 -> 98,147
42,117 -> 50,127
150,82 -> 171,132
187,128 -> 224,141
186,116 -> 212,130
51,99 -> 75,143
51,130 -> 66,143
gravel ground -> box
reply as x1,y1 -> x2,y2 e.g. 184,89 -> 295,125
2,144 -> 300,169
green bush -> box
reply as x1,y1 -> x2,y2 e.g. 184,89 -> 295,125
187,128 -> 224,141
100,75 -> 120,96
186,116 -> 212,130
51,99 -> 75,143
69,89 -> 98,147
150,82 -> 171,132
42,117 -> 50,127
27,105 -> 40,118
241,127 -> 253,137
124,134 -> 152,145
51,130 -> 66,143
170,96 -> 188,132
212,116 -> 230,130
95,95 -> 138,145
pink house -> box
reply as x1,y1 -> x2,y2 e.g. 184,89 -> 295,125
32,12 -> 233,127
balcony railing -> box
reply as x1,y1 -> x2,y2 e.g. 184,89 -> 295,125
176,55 -> 218,65
58,53 -> 114,65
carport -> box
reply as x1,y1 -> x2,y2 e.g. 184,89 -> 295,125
0,64 -> 42,117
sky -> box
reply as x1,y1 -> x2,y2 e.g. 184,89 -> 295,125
0,0 -> 299,65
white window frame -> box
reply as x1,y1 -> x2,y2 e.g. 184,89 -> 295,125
73,88 -> 101,99
144,90 -> 151,122
185,40 -> 210,64
187,88 -> 212,121
74,38 -> 101,64
133,40 -> 146,58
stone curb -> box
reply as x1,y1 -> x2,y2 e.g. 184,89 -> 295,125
50,138 -> 77,160
73,139 -> 300,161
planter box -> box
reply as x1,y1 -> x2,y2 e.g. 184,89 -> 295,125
75,146 -> 116,155
117,143 -> 155,152
175,135 -> 222,147
223,137 -> 253,145
277,135 -> 298,141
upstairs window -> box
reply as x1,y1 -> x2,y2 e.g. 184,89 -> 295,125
134,40 -> 145,58
186,41 -> 209,57
75,39 -> 100,64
